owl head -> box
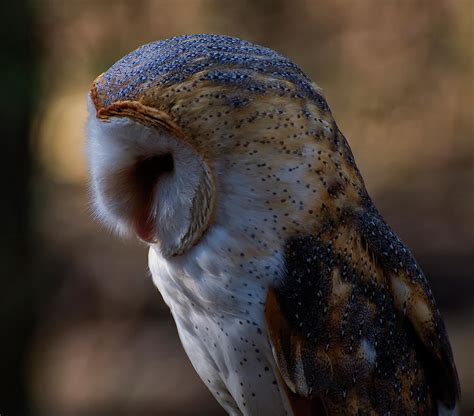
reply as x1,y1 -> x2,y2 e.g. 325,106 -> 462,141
87,35 -> 364,257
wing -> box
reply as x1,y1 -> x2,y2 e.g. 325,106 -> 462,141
265,205 -> 460,415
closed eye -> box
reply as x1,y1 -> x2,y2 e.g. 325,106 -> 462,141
135,153 -> 174,184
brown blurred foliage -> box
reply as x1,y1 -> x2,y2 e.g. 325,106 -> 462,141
1,0 -> 472,415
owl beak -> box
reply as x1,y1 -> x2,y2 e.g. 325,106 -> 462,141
90,73 -> 106,114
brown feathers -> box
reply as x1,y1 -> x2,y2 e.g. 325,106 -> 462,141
266,206 -> 459,415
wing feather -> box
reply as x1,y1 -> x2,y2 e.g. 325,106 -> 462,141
265,206 -> 459,415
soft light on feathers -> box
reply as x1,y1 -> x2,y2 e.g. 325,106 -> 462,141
86,35 -> 459,416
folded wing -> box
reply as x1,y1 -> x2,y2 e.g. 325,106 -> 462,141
265,206 -> 459,415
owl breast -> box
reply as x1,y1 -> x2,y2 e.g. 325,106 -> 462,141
148,223 -> 292,416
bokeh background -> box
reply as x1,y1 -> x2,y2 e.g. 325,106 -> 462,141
1,0 -> 472,415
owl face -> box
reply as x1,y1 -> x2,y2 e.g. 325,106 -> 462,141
87,35 -> 364,258
87,97 -> 217,257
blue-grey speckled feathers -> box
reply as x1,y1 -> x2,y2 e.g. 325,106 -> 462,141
92,34 -> 329,112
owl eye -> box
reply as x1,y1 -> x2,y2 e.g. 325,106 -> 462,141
134,153 -> 174,185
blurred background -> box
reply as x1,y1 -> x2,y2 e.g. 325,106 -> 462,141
1,0 -> 472,415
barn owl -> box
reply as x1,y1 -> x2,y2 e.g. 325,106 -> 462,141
86,35 -> 459,415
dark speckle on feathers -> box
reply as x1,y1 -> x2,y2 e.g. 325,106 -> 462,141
268,204 -> 459,415
94,34 -> 330,112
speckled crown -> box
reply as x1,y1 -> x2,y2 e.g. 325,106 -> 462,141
91,34 -> 329,112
